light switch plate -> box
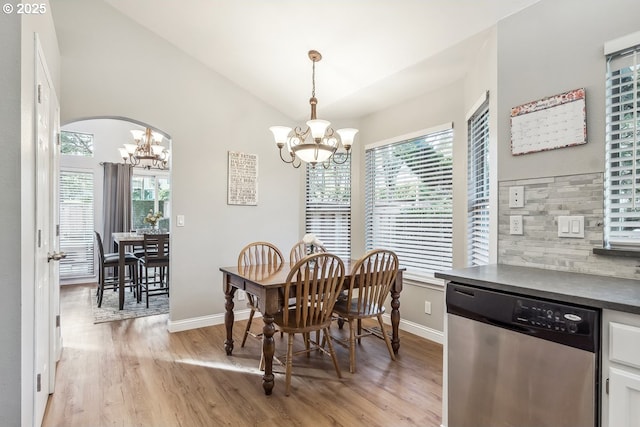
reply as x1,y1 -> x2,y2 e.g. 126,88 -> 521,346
176,214 -> 185,227
558,215 -> 584,238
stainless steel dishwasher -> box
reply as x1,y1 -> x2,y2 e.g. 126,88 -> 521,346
446,282 -> 600,427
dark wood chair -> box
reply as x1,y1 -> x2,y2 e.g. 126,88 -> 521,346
237,241 -> 285,347
330,249 -> 399,373
273,252 -> 345,396
94,231 -> 139,308
138,233 -> 170,308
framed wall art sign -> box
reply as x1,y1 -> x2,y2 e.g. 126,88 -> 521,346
510,88 -> 586,156
227,151 -> 258,206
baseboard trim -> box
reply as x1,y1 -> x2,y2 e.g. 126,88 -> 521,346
168,310 -> 443,345
167,308 -> 257,333
382,313 -> 444,345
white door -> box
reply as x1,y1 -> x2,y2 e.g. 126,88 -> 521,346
34,37 -> 61,426
49,91 -> 62,391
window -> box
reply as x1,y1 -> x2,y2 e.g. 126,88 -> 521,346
365,125 -> 453,277
467,96 -> 490,266
305,154 -> 351,259
59,170 -> 94,278
60,131 -> 94,157
132,173 -> 171,231
605,44 -> 640,247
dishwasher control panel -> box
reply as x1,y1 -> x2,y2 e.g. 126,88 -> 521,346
512,299 -> 589,335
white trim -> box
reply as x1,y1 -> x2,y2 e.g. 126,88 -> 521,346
168,309 -> 444,345
604,30 -> 640,55
365,122 -> 453,150
465,90 -> 489,121
382,313 -> 444,344
167,308 -> 257,333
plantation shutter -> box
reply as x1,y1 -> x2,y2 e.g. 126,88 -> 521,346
59,170 -> 95,278
305,153 -> 351,259
605,45 -> 640,247
467,97 -> 490,266
365,125 -> 453,276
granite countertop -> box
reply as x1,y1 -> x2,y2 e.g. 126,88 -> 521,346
435,264 -> 640,315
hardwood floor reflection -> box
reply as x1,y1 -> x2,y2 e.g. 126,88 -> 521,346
42,284 -> 443,427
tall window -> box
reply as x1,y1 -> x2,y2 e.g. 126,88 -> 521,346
132,173 -> 171,231
467,96 -> 490,266
305,154 -> 351,259
59,170 -> 94,278
605,44 -> 640,247
365,125 -> 453,277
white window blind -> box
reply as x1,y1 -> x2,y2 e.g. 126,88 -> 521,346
305,154 -> 351,259
365,127 -> 453,276
59,170 -> 94,278
467,98 -> 490,266
605,45 -> 640,247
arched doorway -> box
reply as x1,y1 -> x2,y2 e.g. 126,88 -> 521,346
58,117 -> 172,310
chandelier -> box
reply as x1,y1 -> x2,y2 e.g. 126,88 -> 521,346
119,128 -> 170,170
270,50 -> 358,168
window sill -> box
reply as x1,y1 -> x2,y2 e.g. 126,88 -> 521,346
593,247 -> 640,258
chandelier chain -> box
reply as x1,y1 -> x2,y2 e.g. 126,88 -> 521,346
311,59 -> 316,98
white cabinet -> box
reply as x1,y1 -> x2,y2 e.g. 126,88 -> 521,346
602,309 -> 640,427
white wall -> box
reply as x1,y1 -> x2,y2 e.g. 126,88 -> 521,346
52,0 -> 302,324
0,1 -> 61,425
497,0 -> 640,182
1,8 -> 23,427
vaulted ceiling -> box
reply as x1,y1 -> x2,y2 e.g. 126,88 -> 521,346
102,0 -> 540,120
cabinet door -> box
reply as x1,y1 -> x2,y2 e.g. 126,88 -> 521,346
609,366 -> 640,427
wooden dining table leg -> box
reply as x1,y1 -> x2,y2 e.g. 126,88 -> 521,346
261,312 -> 276,395
390,289 -> 401,354
223,282 -> 235,356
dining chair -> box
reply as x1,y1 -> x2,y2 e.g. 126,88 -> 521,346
330,249 -> 399,373
94,231 -> 139,308
273,252 -> 345,396
237,241 -> 285,347
289,240 -> 327,342
289,240 -> 326,264
138,233 -> 170,308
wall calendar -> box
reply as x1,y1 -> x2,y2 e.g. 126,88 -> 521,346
227,151 -> 258,206
510,88 -> 586,156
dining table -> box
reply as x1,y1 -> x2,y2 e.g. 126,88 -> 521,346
219,259 -> 404,395
112,231 -> 145,310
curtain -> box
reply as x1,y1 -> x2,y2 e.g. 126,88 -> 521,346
102,162 -> 132,251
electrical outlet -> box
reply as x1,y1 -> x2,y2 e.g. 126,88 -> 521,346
509,186 -> 525,208
237,290 -> 246,301
424,300 -> 432,315
510,215 -> 523,235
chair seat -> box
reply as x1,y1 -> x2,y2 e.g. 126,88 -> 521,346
273,310 -> 332,334
103,252 -> 139,265
332,299 -> 385,319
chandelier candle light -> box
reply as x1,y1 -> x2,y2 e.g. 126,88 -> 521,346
119,127 -> 170,170
270,50 -> 358,168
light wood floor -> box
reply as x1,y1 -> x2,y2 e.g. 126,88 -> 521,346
42,284 -> 443,427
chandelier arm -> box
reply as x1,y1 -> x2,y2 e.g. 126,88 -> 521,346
278,146 -> 297,164
331,150 -> 350,165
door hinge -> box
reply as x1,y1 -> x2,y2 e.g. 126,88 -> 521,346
57,132 -> 61,146
37,84 -> 42,104
38,229 -> 42,248
56,314 -> 60,327
36,373 -> 41,392
606,377 -> 609,394
56,224 -> 60,237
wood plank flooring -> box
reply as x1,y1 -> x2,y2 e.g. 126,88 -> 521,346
42,284 -> 443,427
